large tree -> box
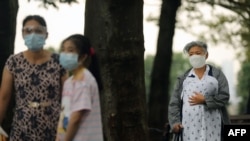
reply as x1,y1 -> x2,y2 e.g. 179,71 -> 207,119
84,0 -> 148,141
147,0 -> 181,140
0,0 -> 18,133
0,0 -> 18,86
145,53 -> 190,102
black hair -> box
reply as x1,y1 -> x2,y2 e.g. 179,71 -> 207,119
61,34 -> 103,91
22,15 -> 47,27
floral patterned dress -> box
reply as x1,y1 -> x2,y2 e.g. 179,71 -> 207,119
6,52 -> 65,141
181,66 -> 221,141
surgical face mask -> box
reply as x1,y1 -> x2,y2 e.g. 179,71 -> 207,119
189,54 -> 206,68
24,33 -> 46,51
59,53 -> 79,71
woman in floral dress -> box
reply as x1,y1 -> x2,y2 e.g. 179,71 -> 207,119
0,15 -> 67,141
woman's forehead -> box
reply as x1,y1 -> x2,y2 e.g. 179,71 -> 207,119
23,25 -> 46,30
62,40 -> 77,49
24,19 -> 42,26
189,46 -> 204,51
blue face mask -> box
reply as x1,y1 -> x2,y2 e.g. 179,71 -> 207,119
59,53 -> 79,71
24,33 -> 46,51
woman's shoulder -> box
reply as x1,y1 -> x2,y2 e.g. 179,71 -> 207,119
50,52 -> 59,59
84,69 -> 95,79
48,52 -> 60,63
207,64 -> 222,74
6,52 -> 24,62
9,52 -> 23,58
206,64 -> 228,82
82,69 -> 97,86
179,67 -> 192,79
51,52 -> 59,57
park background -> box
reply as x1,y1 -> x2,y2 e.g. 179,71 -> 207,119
15,0 -> 241,115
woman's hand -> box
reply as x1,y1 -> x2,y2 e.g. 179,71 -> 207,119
188,92 -> 205,105
55,134 -> 60,141
172,123 -> 183,133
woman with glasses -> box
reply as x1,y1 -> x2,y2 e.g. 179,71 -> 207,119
0,15 -> 67,141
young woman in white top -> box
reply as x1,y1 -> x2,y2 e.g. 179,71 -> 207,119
56,34 -> 103,141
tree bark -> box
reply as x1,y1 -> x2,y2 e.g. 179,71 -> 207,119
148,0 -> 181,140
85,0 -> 148,141
0,0 -> 18,134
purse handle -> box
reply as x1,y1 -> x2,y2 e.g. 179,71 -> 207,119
174,128 -> 183,141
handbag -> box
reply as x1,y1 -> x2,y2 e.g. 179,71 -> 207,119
173,128 -> 183,141
173,99 -> 183,141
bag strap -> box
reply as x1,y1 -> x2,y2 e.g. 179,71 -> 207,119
174,128 -> 183,141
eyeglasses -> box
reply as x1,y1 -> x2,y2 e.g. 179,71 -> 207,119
22,26 -> 46,34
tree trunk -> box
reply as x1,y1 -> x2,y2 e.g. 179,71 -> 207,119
148,0 -> 181,140
0,0 -> 18,134
85,0 -> 148,141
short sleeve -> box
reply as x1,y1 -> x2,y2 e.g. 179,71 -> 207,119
5,54 -> 15,74
71,83 -> 92,113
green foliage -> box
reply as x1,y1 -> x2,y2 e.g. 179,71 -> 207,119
176,0 -> 250,60
236,61 -> 250,113
45,46 -> 58,53
169,52 -> 191,94
144,52 -> 190,102
176,2 -> 242,49
144,55 -> 154,102
27,0 -> 79,8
